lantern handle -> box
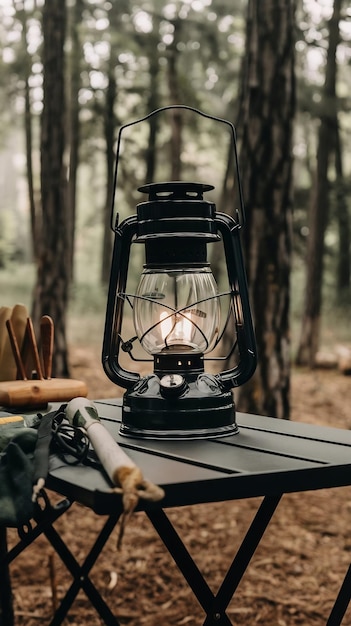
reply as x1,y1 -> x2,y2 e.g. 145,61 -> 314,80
102,215 -> 141,389
111,105 -> 246,230
214,213 -> 257,389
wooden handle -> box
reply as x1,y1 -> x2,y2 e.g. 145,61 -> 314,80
65,398 -> 135,481
0,378 -> 88,407
87,420 -> 135,480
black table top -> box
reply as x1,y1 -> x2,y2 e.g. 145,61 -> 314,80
46,399 -> 351,515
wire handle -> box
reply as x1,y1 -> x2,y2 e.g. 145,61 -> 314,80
111,105 -> 246,231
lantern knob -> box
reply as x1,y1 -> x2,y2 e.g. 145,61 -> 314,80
159,374 -> 188,398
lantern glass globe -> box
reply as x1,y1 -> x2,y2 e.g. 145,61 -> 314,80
133,268 -> 220,355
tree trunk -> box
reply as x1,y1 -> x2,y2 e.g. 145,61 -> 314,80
66,0 -> 83,282
32,0 -> 69,377
335,121 -> 350,294
24,75 -> 38,261
101,63 -> 116,285
295,0 -> 341,367
236,0 -> 295,419
18,6 -> 38,262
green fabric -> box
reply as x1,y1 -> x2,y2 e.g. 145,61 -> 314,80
0,426 -> 37,453
0,438 -> 36,527
0,408 -> 65,528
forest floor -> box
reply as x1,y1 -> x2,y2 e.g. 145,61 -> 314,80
6,345 -> 351,626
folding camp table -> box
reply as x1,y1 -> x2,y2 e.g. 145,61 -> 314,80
2,398 -> 351,625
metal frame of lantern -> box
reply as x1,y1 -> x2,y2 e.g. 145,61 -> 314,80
102,106 -> 257,439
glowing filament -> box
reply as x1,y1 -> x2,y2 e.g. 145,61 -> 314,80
160,311 -> 193,344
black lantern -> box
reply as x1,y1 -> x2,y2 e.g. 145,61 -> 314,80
102,106 -> 257,439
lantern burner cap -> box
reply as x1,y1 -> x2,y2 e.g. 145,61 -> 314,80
138,181 -> 214,201
136,181 -> 219,242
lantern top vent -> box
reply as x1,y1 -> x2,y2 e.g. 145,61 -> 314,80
138,181 -> 214,202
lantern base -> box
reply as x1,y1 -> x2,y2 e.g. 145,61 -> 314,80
119,373 -> 239,440
120,422 -> 238,440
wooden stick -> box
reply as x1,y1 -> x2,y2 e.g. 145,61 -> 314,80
65,397 -> 165,547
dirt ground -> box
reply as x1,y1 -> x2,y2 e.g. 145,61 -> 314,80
5,348 -> 351,626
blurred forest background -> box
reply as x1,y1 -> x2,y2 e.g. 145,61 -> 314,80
0,0 -> 350,419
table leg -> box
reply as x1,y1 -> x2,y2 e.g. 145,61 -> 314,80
147,508 -> 219,619
0,526 -> 14,626
203,494 -> 282,625
327,562 -> 351,626
39,510 -> 122,626
0,495 -> 71,626
147,494 -> 282,625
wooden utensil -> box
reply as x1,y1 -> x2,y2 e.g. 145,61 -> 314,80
0,304 -> 27,381
11,304 -> 29,379
5,319 -> 27,380
40,315 -> 54,379
0,312 -> 89,408
26,317 -> 44,380
0,306 -> 12,365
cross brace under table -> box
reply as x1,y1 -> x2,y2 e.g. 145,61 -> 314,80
2,493 -> 283,626
147,494 -> 282,625
0,492 -> 71,626
2,491 -> 351,625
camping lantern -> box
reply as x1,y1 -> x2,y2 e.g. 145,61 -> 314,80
102,106 -> 257,439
